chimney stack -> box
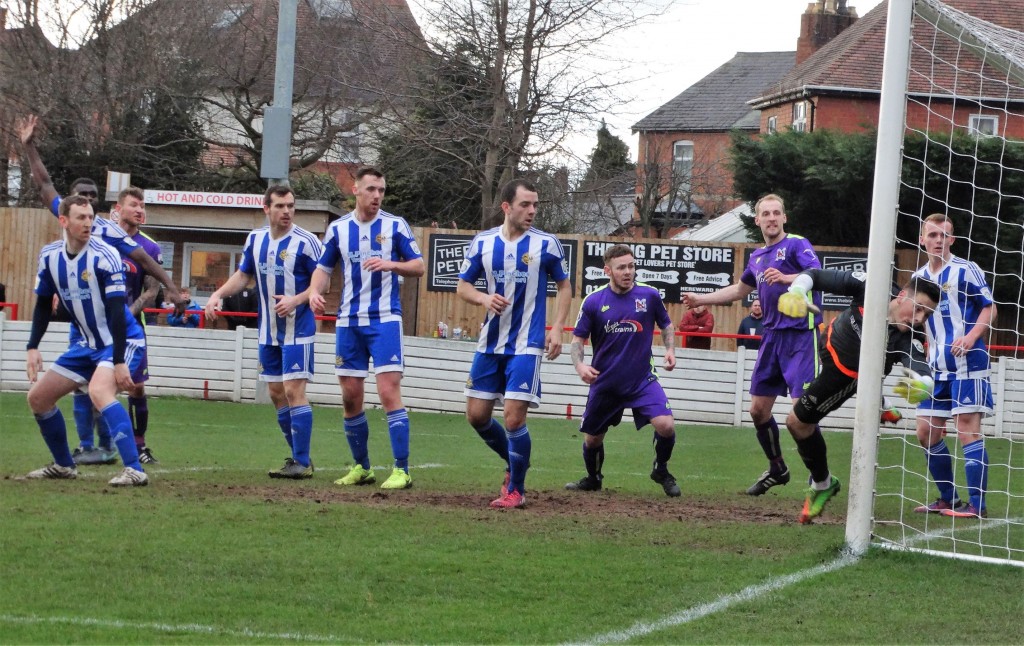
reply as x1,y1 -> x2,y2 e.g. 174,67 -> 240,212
796,0 -> 858,66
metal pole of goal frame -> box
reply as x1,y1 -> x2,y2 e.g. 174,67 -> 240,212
845,0 -> 915,556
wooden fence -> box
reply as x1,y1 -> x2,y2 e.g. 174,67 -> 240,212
2,316 -> 1021,437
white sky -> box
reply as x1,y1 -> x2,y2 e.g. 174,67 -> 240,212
583,0 -> 886,161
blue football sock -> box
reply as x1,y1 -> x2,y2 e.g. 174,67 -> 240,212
276,405 -> 293,449
386,408 -> 410,472
72,391 -> 95,449
473,418 -> 509,464
96,410 -> 112,451
344,412 -> 371,469
290,405 -> 313,467
924,439 -> 958,503
506,425 -> 531,495
755,417 -> 785,465
962,439 -> 989,511
98,401 -> 142,471
653,432 -> 676,471
36,407 -> 74,467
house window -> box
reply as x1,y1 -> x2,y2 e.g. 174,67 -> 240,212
767,116 -> 778,135
309,0 -> 353,19
182,243 -> 244,303
968,114 -> 998,137
672,140 -> 694,188
792,101 -> 807,132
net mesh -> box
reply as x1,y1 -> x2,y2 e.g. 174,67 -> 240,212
872,0 -> 1024,565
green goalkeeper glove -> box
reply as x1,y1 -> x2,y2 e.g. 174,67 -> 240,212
894,367 -> 934,405
778,285 -> 817,318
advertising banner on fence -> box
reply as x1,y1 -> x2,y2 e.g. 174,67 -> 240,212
742,249 -> 869,310
427,233 -> 578,296
581,240 -> 735,303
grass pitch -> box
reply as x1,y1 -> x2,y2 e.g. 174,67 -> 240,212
0,392 -> 1020,644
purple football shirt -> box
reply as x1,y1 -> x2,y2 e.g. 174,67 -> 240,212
740,234 -> 821,330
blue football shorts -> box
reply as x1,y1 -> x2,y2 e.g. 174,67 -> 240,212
464,352 -> 542,409
259,341 -> 315,382
334,320 -> 404,377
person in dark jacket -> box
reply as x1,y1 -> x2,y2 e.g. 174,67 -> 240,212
736,299 -> 764,351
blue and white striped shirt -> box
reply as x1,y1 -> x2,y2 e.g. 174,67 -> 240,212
49,195 -> 138,258
913,255 -> 994,380
35,237 -> 144,349
459,227 -> 569,356
238,225 -> 323,346
317,210 -> 422,327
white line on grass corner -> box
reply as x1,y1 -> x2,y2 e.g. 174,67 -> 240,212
0,614 -> 348,643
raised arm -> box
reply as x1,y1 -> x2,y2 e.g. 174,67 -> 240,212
17,115 -> 60,209
205,269 -> 254,321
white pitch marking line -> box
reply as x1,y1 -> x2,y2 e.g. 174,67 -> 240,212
571,518 -> 1019,645
0,614 -> 347,643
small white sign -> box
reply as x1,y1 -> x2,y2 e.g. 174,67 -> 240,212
144,190 -> 264,209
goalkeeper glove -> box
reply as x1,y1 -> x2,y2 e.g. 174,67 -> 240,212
894,367 -> 934,405
778,285 -> 813,318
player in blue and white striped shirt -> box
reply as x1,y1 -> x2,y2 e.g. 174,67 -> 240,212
457,179 -> 571,509
206,186 -> 323,479
912,213 -> 995,519
310,166 -> 425,491
24,196 -> 149,486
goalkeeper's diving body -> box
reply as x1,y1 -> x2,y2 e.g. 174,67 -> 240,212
777,269 -> 940,523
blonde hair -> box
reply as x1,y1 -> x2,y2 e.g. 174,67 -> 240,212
754,193 -> 785,215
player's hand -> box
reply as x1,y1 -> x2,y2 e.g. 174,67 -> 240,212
166,286 -> 186,315
114,364 -> 134,391
894,367 -> 934,404
575,363 -> 599,384
663,348 -> 676,371
18,114 -> 39,146
487,293 -> 511,315
778,286 -> 819,318
309,292 -> 326,315
204,296 -> 222,321
273,294 -> 298,317
26,349 -> 43,383
544,328 -> 563,361
681,292 -> 700,309
363,257 -> 390,272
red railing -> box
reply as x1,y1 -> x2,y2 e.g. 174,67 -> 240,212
0,302 -> 19,320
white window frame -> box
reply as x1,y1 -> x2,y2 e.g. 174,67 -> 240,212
309,0 -> 354,19
672,140 -> 694,190
767,116 -> 778,135
182,243 -> 244,304
968,114 -> 998,137
792,101 -> 807,132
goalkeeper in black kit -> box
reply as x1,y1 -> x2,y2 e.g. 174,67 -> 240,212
776,269 -> 941,524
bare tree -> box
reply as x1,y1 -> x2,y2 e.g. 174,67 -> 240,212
381,0 -> 670,228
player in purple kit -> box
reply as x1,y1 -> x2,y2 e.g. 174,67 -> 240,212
567,244 -> 681,496
112,187 -> 164,463
682,194 -> 821,496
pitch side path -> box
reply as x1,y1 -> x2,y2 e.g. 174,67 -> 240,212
1,393 -> 1019,644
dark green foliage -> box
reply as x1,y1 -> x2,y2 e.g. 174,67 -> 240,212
289,170 -> 345,205
582,121 -> 635,189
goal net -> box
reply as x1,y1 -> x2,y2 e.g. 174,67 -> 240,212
852,0 -> 1024,566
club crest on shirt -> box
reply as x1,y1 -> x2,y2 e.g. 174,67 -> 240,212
635,298 -> 647,312
376,233 -> 389,244
80,270 -> 92,282
521,252 -> 534,265
278,249 -> 290,260
775,248 -> 786,261
941,281 -> 953,294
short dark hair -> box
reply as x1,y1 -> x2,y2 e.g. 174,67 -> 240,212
263,184 -> 294,206
500,178 -> 537,205
118,186 -> 144,204
70,177 -> 98,192
603,244 -> 633,265
59,194 -> 92,217
904,276 -> 941,305
354,166 -> 384,182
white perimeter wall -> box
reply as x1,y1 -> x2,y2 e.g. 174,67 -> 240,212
2,316 -> 1021,436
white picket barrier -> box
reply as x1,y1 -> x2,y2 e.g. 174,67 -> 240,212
0,315 -> 1014,434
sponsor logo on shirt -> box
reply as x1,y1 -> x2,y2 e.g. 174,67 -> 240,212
603,320 -> 643,334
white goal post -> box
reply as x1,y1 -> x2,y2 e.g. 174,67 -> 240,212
848,0 -> 1024,567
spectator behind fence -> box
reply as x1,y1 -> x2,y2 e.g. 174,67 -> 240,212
736,298 -> 764,351
679,303 -> 714,350
222,283 -> 259,330
167,286 -> 200,328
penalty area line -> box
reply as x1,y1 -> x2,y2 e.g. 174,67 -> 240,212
0,613 -> 348,643
567,552 -> 859,645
